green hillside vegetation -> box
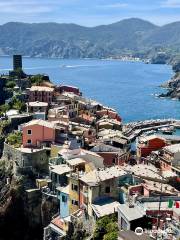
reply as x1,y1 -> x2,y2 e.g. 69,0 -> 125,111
0,18 -> 179,59
93,214 -> 118,240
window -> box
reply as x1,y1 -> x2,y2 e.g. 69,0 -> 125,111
71,184 -> 78,192
27,129 -> 32,135
62,195 -> 67,203
71,199 -> 78,206
27,139 -> 32,144
105,186 -> 110,193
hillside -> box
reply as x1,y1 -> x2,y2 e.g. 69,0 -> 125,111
0,18 -> 179,59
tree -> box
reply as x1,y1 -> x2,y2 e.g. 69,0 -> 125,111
103,232 -> 118,240
6,131 -> 22,147
105,222 -> 118,233
5,81 -> 16,89
0,104 -> 10,116
93,214 -> 118,240
10,96 -> 26,112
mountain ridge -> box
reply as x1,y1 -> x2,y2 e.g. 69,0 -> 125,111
0,18 -> 179,59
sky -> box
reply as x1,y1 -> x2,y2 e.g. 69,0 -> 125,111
0,0 -> 179,26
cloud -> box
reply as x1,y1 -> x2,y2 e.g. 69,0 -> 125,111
98,3 -> 128,9
0,1 -> 57,14
161,0 -> 180,8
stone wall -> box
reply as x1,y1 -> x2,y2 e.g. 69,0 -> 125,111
2,143 -> 49,175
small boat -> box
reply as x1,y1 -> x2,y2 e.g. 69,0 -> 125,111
161,126 -> 174,135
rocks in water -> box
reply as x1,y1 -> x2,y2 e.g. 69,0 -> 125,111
159,62 -> 180,99
172,62 -> 180,73
151,52 -> 170,64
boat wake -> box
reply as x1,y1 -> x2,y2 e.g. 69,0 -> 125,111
0,66 -> 59,71
60,64 -> 96,69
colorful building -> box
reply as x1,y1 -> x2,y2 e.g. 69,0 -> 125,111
22,119 -> 56,148
159,144 -> 180,176
57,85 -> 81,96
27,101 -> 49,114
22,119 -> 69,148
90,143 -> 129,166
137,135 -> 166,159
57,185 -> 70,218
28,86 -> 54,103
78,166 -> 128,217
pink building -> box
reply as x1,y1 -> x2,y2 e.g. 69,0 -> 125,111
28,86 -> 54,103
22,119 -> 56,148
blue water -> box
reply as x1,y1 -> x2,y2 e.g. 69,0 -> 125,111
0,56 -> 179,122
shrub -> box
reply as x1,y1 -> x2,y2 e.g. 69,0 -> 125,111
103,231 -> 118,240
7,131 -> 22,147
30,74 -> 44,85
6,81 -> 16,89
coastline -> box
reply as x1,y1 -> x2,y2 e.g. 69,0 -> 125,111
158,64 -> 180,100
0,56 -> 176,122
0,54 -> 147,63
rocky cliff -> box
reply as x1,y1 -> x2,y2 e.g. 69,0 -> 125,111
159,61 -> 180,99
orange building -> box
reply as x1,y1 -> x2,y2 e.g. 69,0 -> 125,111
22,119 -> 56,148
137,135 -> 166,159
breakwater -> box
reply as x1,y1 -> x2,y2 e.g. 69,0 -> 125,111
123,119 -> 177,141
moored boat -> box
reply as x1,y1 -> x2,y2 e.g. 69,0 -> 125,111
161,126 -> 174,135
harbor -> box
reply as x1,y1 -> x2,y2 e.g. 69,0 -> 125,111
123,119 -> 180,141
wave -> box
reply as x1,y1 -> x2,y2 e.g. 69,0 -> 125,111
24,66 -> 59,70
0,64 -> 96,71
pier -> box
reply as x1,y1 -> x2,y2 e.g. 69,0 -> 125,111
123,119 -> 177,141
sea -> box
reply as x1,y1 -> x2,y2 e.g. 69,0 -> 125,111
0,56 -> 179,123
